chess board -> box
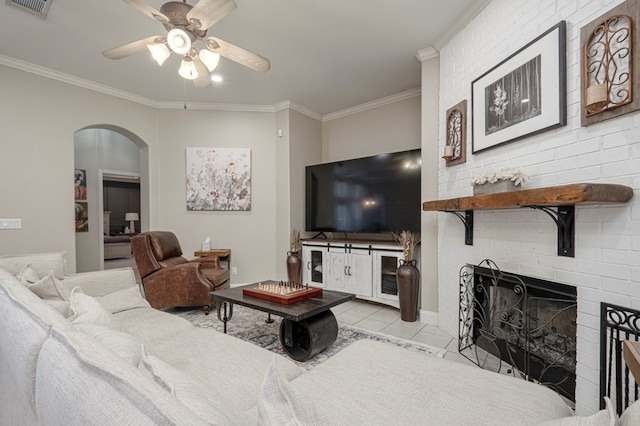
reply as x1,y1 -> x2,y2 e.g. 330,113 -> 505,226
242,280 -> 323,304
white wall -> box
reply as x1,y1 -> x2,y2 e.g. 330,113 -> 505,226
437,0 -> 640,414
322,96 -> 421,162
0,65 -> 158,272
155,109 -> 278,285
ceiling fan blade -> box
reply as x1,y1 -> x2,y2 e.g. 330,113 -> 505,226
204,37 -> 270,73
187,0 -> 237,30
192,55 -> 212,88
103,36 -> 166,59
121,0 -> 169,24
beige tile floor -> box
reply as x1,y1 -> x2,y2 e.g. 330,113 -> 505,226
334,298 -> 477,366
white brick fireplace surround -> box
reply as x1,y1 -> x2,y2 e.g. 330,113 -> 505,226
434,0 -> 640,415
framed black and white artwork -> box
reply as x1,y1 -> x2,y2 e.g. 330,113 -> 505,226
472,21 -> 567,153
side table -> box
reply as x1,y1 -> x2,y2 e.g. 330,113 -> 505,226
194,249 -> 231,272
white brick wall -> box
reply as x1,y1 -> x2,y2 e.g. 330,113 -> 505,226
436,0 -> 639,414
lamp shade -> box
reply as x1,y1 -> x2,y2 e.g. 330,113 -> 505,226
199,49 -> 220,72
147,43 -> 171,66
167,28 -> 191,55
178,57 -> 198,80
125,213 -> 139,222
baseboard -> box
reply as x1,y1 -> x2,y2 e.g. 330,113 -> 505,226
419,309 -> 438,326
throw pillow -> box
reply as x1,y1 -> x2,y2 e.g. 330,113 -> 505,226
257,356 -> 333,426
69,288 -> 142,366
69,288 -> 125,331
15,264 -> 40,285
538,397 -> 617,426
620,398 -> 640,426
45,299 -> 71,317
140,348 -> 245,424
97,286 -> 150,314
18,267 -> 68,301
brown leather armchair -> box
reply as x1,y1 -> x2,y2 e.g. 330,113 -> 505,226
131,231 -> 229,314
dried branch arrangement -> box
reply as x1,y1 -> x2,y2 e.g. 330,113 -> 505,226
290,228 -> 301,252
393,230 -> 419,261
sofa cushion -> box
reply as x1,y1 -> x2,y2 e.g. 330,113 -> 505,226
69,289 -> 143,366
538,397 -> 617,425
115,307 -> 193,344
20,269 -> 69,301
35,329 -> 208,426
96,285 -> 150,314
0,251 -> 66,279
257,356 -> 331,426
15,264 -> 40,284
141,349 -> 253,425
290,339 -> 573,425
147,327 -> 304,413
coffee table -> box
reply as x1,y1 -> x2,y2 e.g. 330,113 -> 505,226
210,283 -> 354,361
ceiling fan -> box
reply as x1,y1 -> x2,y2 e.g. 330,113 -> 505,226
103,0 -> 270,88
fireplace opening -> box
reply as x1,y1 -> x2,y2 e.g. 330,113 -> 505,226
459,261 -> 577,401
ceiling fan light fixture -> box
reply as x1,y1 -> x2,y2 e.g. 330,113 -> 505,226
147,43 -> 171,66
167,28 -> 192,55
211,74 -> 223,83
199,49 -> 220,72
178,57 -> 198,80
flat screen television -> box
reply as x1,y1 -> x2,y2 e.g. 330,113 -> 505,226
305,149 -> 421,234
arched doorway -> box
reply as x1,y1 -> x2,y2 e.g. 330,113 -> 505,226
74,126 -> 149,272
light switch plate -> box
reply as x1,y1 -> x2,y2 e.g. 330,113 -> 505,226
0,218 -> 21,229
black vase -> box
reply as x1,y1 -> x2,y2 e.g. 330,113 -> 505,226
286,251 -> 302,283
396,259 -> 419,322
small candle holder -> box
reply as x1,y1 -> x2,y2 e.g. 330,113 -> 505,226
442,145 -> 454,161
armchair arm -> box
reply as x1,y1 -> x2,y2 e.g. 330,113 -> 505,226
142,262 -> 214,309
61,268 -> 138,297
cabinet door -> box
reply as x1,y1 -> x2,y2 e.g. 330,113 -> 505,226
347,251 -> 372,297
373,251 -> 403,302
328,251 -> 347,291
302,246 -> 326,288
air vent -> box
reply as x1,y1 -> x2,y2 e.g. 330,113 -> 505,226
6,0 -> 51,18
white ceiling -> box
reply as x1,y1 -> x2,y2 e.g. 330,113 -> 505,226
0,0 -> 488,116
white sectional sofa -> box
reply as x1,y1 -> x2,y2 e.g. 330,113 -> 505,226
1,251 -> 638,425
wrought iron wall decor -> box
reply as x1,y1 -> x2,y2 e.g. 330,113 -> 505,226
443,99 -> 467,167
581,0 -> 640,126
600,302 -> 640,415
459,260 -> 577,401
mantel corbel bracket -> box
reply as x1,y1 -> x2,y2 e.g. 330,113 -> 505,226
445,210 -> 473,246
527,205 -> 575,257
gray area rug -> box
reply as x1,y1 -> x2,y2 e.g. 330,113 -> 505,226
174,305 -> 446,369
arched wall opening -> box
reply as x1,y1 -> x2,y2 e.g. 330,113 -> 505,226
74,125 -> 149,272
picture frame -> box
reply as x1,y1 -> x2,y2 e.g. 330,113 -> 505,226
185,147 -> 251,211
472,21 -> 566,153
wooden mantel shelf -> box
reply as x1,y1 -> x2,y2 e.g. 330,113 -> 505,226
422,183 -> 633,212
422,183 -> 633,257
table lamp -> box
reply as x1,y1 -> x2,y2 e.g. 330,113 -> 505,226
125,212 -> 139,234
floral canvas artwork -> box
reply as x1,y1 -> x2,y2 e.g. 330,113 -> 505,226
186,148 -> 251,211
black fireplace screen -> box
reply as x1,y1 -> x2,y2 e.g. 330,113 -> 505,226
459,260 -> 577,401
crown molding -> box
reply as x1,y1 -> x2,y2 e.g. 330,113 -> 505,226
322,88 -> 421,122
416,47 -> 439,62
273,101 -> 322,121
1,53 -> 418,120
0,54 -> 159,108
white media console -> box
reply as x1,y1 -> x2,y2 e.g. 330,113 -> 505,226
301,239 -> 420,309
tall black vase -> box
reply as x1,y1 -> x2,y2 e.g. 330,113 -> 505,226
396,259 -> 419,322
286,251 -> 302,283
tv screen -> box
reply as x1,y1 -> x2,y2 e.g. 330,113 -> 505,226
305,149 -> 421,234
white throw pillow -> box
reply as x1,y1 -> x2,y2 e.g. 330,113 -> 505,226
538,397 -> 617,426
140,348 -> 246,425
45,299 -> 71,317
15,264 -> 40,284
97,286 -> 150,314
69,288 -> 142,366
17,266 -> 68,301
620,398 -> 640,426
69,288 -> 125,332
257,356 -> 333,426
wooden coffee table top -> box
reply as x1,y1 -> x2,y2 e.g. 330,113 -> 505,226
210,283 -> 354,322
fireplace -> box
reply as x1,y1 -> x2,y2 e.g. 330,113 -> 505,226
459,260 -> 577,401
